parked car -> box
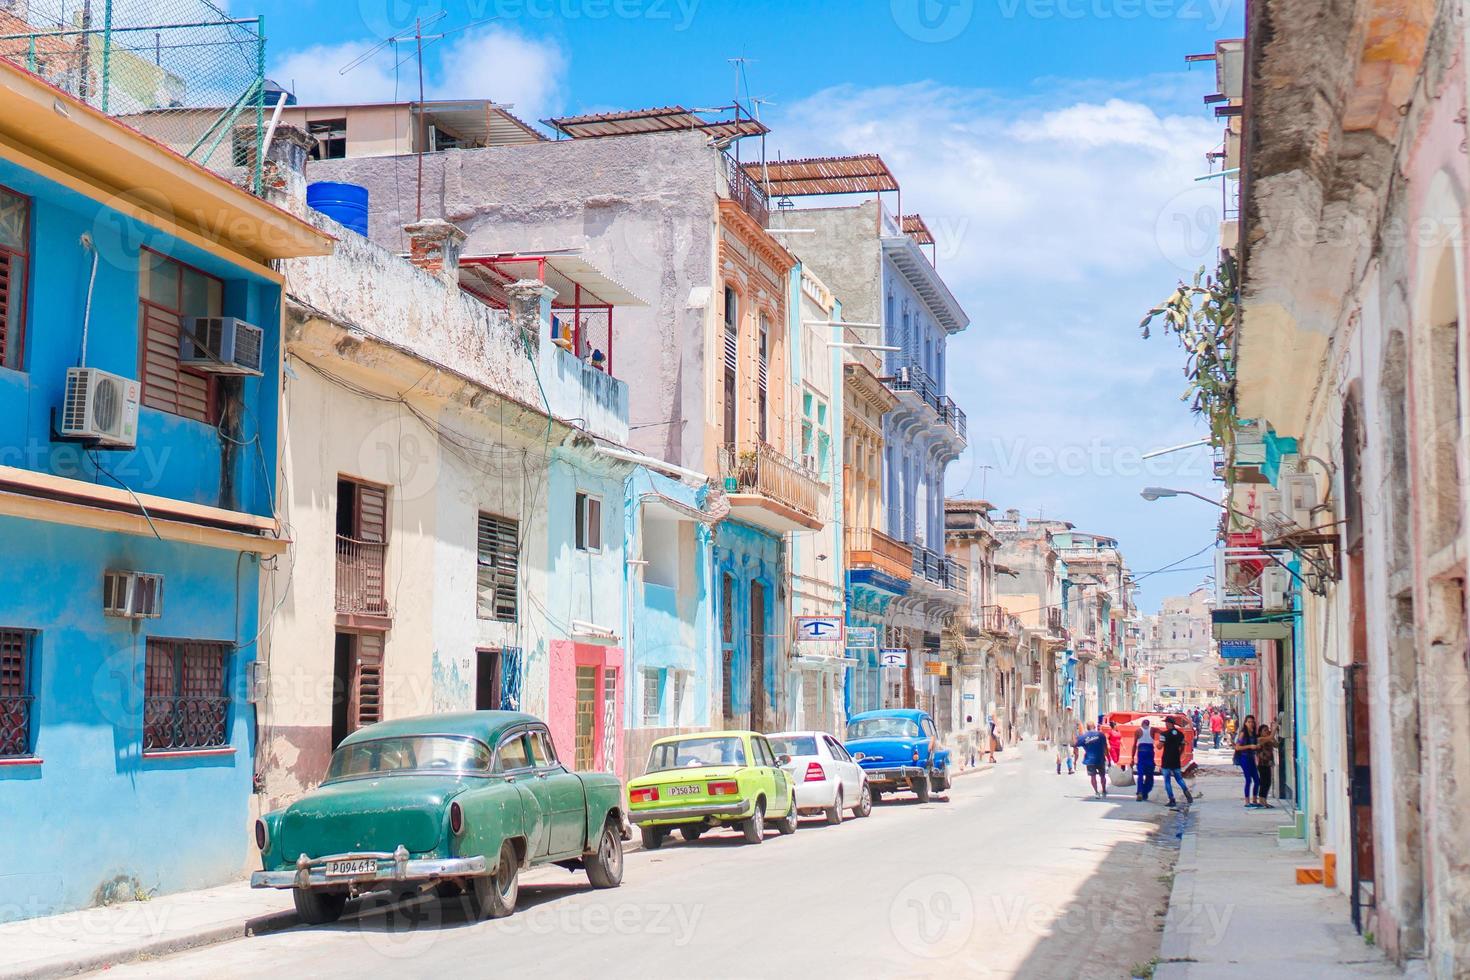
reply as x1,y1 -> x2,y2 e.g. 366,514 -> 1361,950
626,730 -> 799,847
844,708 -> 952,802
251,711 -> 628,924
768,730 -> 873,823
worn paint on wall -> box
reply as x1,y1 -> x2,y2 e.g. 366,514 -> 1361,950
712,519 -> 785,724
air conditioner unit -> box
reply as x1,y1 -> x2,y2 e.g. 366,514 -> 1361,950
181,316 -> 264,376
1261,566 -> 1291,611
60,367 -> 140,448
1282,473 -> 1319,529
102,570 -> 163,618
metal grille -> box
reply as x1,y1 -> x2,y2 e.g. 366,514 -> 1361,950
0,628 -> 33,757
476,512 -> 519,622
0,0 -> 268,190
600,669 -> 617,772
574,666 -> 596,770
143,638 -> 228,751
641,668 -> 660,727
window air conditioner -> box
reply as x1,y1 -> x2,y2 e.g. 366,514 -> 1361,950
181,316 -> 265,376
102,570 -> 164,618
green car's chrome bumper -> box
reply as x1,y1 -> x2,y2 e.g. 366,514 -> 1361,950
630,801 -> 751,825
252,846 -> 487,890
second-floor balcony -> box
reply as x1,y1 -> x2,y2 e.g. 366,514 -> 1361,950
978,604 -> 1011,636
880,363 -> 966,443
336,535 -> 389,617
907,545 -> 968,595
721,151 -> 770,227
718,442 -> 824,533
846,527 -> 913,583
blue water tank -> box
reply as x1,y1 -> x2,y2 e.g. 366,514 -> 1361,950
306,181 -> 369,236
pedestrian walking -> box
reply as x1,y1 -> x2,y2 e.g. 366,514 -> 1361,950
1190,708 -> 1202,744
1054,715 -> 1076,775
1234,714 -> 1262,807
1210,710 -> 1224,749
1134,719 -> 1156,801
1104,720 -> 1122,765
1075,722 -> 1110,798
1159,715 -> 1193,808
986,716 -> 999,764
1255,723 -> 1277,807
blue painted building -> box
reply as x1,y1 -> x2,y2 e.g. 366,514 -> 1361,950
0,66 -> 330,920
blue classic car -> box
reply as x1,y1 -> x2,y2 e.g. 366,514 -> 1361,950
844,709 -> 951,802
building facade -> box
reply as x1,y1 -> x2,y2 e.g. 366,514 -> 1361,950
0,65 -> 331,919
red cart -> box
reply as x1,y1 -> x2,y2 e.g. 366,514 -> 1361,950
1104,711 -> 1197,775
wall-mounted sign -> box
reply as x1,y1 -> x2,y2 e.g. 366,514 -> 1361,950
879,648 -> 908,668
846,626 -> 878,649
962,693 -> 977,701
795,616 -> 844,643
1219,640 -> 1257,660
924,661 -> 947,677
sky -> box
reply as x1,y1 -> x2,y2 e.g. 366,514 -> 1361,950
251,0 -> 1244,611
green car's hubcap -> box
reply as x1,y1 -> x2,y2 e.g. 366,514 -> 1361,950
601,828 -> 621,878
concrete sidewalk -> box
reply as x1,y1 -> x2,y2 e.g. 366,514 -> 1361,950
0,879 -> 297,980
1155,763 -> 1400,979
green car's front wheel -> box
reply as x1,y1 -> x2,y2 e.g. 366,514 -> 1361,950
585,819 -> 624,889
293,888 -> 347,926
467,841 -> 520,919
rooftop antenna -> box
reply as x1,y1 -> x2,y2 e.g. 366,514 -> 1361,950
338,10 -> 449,220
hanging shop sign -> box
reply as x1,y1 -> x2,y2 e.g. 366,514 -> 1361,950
846,626 -> 878,649
879,648 -> 908,668
1219,639 -> 1258,660
795,616 -> 844,643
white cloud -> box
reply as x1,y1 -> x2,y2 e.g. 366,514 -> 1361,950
271,27 -> 565,121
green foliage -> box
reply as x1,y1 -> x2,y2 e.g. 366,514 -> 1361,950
1140,254 -> 1239,453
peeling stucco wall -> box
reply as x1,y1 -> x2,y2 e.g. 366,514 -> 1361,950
305,132 -> 718,470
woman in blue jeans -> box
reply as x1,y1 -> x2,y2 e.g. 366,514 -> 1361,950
1234,714 -> 1261,807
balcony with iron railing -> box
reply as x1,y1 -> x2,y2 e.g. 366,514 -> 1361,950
942,556 -> 968,594
880,362 -> 966,443
1047,606 -> 1065,634
846,526 -> 913,583
336,535 -> 389,617
721,152 -> 770,227
718,442 -> 824,532
977,604 -> 1011,636
911,544 -> 943,583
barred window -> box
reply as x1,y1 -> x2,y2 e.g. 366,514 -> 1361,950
477,512 -> 519,622
0,628 -> 35,757
143,638 -> 229,752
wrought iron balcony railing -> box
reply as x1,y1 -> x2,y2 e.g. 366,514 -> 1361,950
722,152 -> 770,227
0,695 -> 32,757
845,526 -> 914,582
941,556 -> 968,593
336,535 -> 389,616
978,604 -> 1010,635
881,362 -> 966,441
718,442 -> 823,523
911,544 -> 943,584
143,695 -> 229,752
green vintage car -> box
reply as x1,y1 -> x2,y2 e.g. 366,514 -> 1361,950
626,730 -> 798,848
251,711 -> 628,924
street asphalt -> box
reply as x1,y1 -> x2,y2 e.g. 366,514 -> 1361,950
82,747 -> 1180,979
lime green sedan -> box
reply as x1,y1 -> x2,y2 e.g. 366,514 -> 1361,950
627,731 -> 798,847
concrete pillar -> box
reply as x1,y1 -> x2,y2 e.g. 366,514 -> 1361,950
238,123 -> 313,216
403,219 -> 467,289
504,279 -> 555,352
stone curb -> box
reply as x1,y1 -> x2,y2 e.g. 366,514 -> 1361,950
0,908 -> 301,980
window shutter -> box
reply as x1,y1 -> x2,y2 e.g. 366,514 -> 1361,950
0,629 -> 25,698
477,513 -> 519,622
588,497 -> 602,551
355,484 -> 388,542
353,633 -> 384,729
141,305 -> 211,421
